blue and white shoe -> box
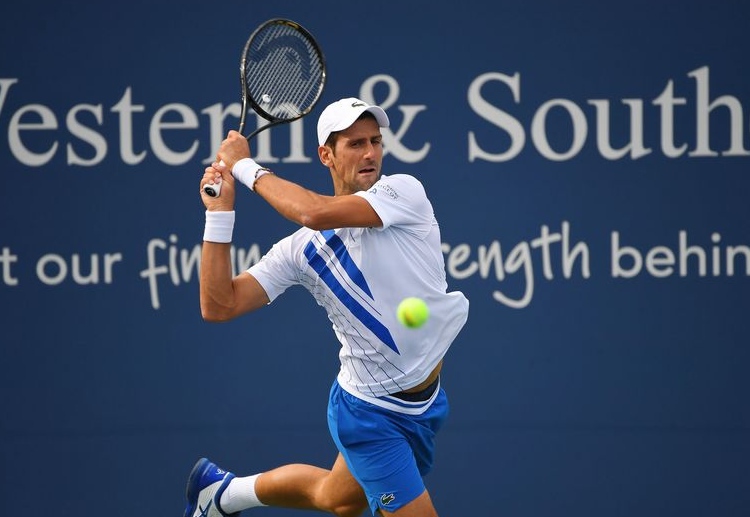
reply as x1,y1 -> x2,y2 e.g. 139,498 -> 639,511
184,458 -> 238,517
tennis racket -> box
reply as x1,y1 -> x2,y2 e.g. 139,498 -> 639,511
204,18 -> 326,197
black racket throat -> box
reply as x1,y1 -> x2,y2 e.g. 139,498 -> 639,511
240,116 -> 286,141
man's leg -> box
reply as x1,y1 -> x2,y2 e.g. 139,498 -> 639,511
249,453 -> 367,517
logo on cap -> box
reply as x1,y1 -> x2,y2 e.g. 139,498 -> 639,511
351,101 -> 366,107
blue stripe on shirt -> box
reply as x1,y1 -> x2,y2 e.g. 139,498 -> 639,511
304,236 -> 399,355
320,229 -> 374,298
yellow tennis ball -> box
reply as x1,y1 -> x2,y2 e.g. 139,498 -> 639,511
397,297 -> 430,328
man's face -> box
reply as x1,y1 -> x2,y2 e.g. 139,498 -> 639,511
323,117 -> 384,195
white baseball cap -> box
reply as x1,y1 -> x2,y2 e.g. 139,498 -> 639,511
316,97 -> 390,146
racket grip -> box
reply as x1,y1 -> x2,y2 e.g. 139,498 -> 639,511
203,160 -> 226,197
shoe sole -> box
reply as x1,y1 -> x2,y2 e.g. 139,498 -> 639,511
184,458 -> 211,517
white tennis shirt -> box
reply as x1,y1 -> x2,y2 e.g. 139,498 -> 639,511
247,174 -> 469,403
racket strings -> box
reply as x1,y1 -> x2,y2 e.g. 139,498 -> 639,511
252,41 -> 321,112
244,23 -> 324,121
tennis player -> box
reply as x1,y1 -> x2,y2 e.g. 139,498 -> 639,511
187,98 -> 469,517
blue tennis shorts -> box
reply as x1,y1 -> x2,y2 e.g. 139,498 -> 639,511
327,379 -> 449,515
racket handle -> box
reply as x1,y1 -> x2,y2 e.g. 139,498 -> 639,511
203,160 -> 226,197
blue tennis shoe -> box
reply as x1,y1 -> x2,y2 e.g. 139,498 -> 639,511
184,458 -> 237,517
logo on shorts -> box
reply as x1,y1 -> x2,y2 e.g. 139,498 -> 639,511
380,493 -> 396,506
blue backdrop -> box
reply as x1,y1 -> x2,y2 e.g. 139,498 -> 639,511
1,1 -> 748,515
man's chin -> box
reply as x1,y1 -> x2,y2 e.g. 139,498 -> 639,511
359,178 -> 378,191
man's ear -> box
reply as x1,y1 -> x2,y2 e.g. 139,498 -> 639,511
318,145 -> 333,167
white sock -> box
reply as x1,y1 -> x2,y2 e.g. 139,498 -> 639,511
219,474 -> 267,513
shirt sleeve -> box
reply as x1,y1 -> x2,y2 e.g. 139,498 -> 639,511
246,233 -> 301,302
354,174 -> 435,239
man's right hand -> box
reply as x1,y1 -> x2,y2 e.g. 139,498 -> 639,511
217,130 -> 252,171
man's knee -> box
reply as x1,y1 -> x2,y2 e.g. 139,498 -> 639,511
322,496 -> 367,517
315,486 -> 367,517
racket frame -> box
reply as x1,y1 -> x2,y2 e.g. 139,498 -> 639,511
237,18 -> 327,140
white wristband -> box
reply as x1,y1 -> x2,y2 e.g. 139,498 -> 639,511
203,210 -> 235,243
232,157 -> 273,192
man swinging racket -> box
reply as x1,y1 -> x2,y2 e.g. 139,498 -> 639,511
186,97 -> 469,517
